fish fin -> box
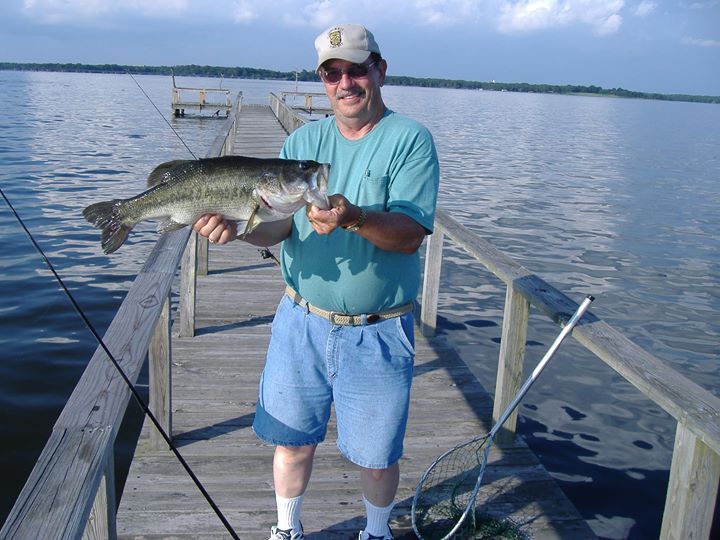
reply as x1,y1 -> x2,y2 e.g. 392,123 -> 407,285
147,160 -> 192,187
242,204 -> 261,236
82,200 -> 133,254
157,219 -> 187,234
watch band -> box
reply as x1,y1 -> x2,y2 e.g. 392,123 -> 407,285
343,206 -> 366,232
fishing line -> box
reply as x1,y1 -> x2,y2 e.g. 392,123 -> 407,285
129,70 -> 280,266
0,187 -> 240,539
126,70 -> 199,160
127,70 -> 275,259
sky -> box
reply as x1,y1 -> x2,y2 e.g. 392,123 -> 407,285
1,0 -> 718,95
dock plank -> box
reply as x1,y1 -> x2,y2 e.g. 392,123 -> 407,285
116,105 -> 595,539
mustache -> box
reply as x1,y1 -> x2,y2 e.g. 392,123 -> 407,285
336,89 -> 366,99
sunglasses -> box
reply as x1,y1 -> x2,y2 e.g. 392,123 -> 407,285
318,62 -> 378,85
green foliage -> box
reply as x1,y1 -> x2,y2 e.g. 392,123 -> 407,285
0,62 -> 318,82
0,62 -> 717,104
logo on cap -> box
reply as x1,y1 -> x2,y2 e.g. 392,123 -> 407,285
328,28 -> 343,48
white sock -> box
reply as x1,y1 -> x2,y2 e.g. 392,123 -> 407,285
275,493 -> 304,531
363,496 -> 394,538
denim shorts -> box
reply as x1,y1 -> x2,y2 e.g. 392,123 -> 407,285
252,295 -> 416,469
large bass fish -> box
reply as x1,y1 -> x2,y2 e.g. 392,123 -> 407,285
83,156 -> 330,254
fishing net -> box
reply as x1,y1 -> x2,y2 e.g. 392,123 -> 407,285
412,295 -> 595,540
412,434 -> 491,539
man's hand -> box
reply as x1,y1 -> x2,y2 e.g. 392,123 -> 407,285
192,214 -> 237,244
306,194 -> 426,254
306,194 -> 359,235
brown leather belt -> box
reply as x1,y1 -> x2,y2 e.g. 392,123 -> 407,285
285,286 -> 413,326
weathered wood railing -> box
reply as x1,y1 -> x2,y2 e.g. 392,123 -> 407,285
271,96 -> 719,538
279,91 -> 331,116
270,92 -> 307,134
0,95 -> 242,539
421,210 -> 720,540
171,73 -> 234,117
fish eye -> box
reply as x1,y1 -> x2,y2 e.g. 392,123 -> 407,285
298,161 -> 312,170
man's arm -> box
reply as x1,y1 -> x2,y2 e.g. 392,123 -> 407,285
306,194 -> 426,254
192,214 -> 292,246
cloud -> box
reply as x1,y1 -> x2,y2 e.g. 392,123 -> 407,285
234,0 -> 482,28
497,0 -> 625,35
408,0 -> 481,26
231,0 -> 259,23
20,0 -> 483,28
634,0 -> 656,17
22,0 -> 190,23
21,0 -> 632,37
682,36 -> 720,47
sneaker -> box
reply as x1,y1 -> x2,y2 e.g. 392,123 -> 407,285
358,529 -> 394,540
269,524 -> 304,540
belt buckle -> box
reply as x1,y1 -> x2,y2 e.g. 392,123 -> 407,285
328,311 -> 342,325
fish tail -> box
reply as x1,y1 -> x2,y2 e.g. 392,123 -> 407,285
82,200 -> 133,254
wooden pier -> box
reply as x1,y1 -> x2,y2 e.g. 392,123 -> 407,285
115,241 -> 596,538
2,93 -> 718,540
172,74 -> 233,117
113,103 -> 595,538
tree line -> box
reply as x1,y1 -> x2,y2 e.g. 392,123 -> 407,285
1,62 -> 717,104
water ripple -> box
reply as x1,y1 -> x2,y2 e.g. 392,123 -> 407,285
1,73 -> 718,539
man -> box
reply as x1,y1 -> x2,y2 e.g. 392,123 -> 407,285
193,23 -> 439,540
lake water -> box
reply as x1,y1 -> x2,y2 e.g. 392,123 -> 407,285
0,70 -> 718,539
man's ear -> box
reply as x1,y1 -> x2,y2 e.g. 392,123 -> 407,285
377,59 -> 388,87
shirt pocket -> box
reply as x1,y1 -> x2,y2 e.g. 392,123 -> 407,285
356,174 -> 390,209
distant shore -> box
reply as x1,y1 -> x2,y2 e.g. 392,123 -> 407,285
2,62 -> 718,105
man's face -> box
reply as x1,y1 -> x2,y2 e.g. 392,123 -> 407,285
320,58 -> 387,126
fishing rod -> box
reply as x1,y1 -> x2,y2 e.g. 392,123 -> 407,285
0,188 -> 241,539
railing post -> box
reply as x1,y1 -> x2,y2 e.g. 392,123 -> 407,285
82,445 -> 116,540
420,226 -> 445,337
421,226 -> 444,337
493,285 -> 530,444
149,295 -> 172,450
197,235 -> 209,277
660,422 -> 720,540
178,231 -> 198,338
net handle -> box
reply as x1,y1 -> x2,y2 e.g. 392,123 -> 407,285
489,295 -> 594,439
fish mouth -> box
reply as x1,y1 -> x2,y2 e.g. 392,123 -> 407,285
259,194 -> 272,209
304,164 -> 330,209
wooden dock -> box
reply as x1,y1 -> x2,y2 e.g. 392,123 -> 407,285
115,104 -> 596,539
5,94 -> 718,540
171,74 -> 233,118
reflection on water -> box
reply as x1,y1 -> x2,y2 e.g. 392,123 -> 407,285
1,72 -> 718,539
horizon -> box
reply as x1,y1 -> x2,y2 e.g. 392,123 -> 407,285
4,60 -> 719,99
5,59 -> 720,99
1,1 -> 718,96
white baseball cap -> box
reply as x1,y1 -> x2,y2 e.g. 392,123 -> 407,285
315,24 -> 381,69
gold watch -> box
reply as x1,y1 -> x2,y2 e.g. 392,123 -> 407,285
343,207 -> 366,232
